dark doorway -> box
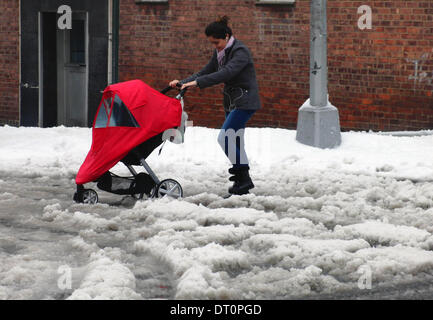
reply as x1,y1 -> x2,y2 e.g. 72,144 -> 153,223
20,0 -> 109,127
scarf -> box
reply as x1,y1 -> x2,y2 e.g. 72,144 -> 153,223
217,36 -> 235,67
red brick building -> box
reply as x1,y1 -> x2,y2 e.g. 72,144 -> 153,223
1,0 -> 432,130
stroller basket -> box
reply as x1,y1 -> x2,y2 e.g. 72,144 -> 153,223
97,171 -> 155,196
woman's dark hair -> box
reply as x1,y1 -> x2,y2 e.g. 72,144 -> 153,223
205,16 -> 232,39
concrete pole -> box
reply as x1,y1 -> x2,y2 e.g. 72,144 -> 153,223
310,0 -> 328,107
296,0 -> 341,149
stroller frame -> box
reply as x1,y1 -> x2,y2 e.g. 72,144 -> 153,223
74,85 -> 187,204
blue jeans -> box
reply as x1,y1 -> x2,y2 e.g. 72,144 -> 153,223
217,109 -> 256,169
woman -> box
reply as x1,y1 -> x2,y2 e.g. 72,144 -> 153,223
169,16 -> 261,196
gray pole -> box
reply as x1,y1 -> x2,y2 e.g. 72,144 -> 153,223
296,0 -> 341,148
310,0 -> 328,107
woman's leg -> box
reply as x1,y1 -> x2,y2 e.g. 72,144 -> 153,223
217,109 -> 256,195
217,109 -> 255,167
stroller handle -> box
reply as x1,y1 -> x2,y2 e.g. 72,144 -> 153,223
160,82 -> 187,99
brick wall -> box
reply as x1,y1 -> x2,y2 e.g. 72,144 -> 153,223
0,1 -> 431,130
0,0 -> 20,126
328,0 -> 433,131
119,0 -> 433,131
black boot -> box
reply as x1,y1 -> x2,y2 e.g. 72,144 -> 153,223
228,169 -> 242,194
228,166 -> 243,182
228,166 -> 254,195
228,166 -> 245,189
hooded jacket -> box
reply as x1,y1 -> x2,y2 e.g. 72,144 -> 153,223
181,39 -> 261,112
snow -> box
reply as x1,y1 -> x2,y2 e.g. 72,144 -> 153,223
67,249 -> 142,300
1,124 -> 433,299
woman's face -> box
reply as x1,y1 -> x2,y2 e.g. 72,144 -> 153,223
208,36 -> 228,52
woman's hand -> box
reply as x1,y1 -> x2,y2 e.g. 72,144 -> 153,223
169,80 -> 180,88
180,81 -> 197,90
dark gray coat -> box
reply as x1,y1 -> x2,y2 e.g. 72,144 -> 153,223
181,39 -> 261,112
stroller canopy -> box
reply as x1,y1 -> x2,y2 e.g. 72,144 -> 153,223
76,80 -> 182,185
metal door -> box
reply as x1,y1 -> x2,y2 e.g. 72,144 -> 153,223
57,12 -> 88,127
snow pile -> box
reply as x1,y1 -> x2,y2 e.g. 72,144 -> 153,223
333,221 -> 432,248
68,249 -> 141,300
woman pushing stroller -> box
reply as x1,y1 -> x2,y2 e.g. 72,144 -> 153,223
170,16 -> 261,196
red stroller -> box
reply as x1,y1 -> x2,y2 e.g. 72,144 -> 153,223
73,80 -> 188,204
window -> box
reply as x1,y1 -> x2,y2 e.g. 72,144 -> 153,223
95,98 -> 111,128
108,95 -> 139,128
94,95 -> 139,128
70,19 -> 85,64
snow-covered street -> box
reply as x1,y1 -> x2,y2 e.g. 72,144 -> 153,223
1,125 -> 433,299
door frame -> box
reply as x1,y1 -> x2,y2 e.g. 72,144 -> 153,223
38,12 -> 43,127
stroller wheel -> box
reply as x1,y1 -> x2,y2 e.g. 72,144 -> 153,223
153,179 -> 183,199
82,189 -> 98,204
